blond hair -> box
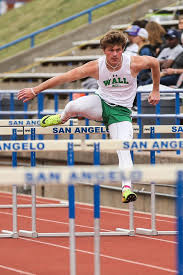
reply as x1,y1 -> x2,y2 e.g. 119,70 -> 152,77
145,21 -> 166,46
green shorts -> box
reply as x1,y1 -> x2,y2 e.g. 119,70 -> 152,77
100,97 -> 132,128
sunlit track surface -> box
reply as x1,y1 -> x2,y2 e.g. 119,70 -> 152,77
0,192 -> 176,275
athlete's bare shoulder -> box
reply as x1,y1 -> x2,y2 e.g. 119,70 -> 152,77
130,55 -> 158,77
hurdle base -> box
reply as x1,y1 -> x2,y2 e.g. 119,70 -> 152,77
37,231 -> 133,237
157,230 -> 177,235
136,228 -> 158,236
18,231 -> 133,238
0,202 -> 68,209
1,230 -> 18,238
19,230 -> 38,238
116,228 -> 135,236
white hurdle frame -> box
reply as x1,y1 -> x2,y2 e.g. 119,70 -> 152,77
85,138 -> 183,235
0,185 -> 18,238
0,119 -> 79,211
16,139 -> 135,238
0,139 -> 136,238
135,124 -> 183,236
0,125 -> 139,238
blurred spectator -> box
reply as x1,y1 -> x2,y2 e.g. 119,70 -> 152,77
178,16 -> 183,31
157,29 -> 183,69
125,26 -> 154,109
132,27 -> 155,86
124,25 -> 139,56
161,67 -> 183,88
142,47 -> 183,87
133,28 -> 154,57
177,16 -> 183,44
145,21 -> 166,56
132,19 -> 148,28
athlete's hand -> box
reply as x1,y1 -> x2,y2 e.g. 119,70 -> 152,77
148,91 -> 160,106
17,88 -> 36,103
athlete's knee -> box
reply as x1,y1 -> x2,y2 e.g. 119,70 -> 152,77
64,100 -> 85,116
64,101 -> 77,114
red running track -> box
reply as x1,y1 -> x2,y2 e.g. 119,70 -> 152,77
0,191 -> 176,275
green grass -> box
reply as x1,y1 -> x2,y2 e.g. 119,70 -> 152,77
0,0 -> 141,61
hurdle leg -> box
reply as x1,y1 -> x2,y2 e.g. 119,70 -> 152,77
136,182 -> 177,235
1,185 -> 18,238
94,184 -> 100,275
116,183 -> 135,236
136,182 -> 158,235
19,184 -> 38,238
176,171 -> 183,275
68,184 -> 76,275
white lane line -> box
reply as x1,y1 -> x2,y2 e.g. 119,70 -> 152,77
0,264 -> 35,275
136,235 -> 176,244
0,192 -> 175,223
77,206 -> 176,224
20,237 -> 176,273
0,211 -> 176,244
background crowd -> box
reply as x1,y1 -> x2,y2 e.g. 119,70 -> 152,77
124,18 -> 183,89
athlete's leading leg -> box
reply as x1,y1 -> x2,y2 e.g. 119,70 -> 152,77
40,95 -> 102,127
61,94 -> 102,123
108,121 -> 137,203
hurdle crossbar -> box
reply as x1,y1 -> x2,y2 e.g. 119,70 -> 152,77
85,139 -> 183,151
0,125 -> 139,135
0,139 -> 82,152
0,203 -> 68,209
0,127 -> 24,135
143,125 -> 183,134
0,138 -> 183,153
0,164 -> 181,185
0,118 -> 78,127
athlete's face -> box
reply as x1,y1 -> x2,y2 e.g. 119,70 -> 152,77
104,44 -> 123,66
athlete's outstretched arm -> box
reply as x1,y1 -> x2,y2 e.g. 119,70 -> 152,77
131,55 -> 160,106
17,60 -> 98,102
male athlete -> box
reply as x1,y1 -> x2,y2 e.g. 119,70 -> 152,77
18,30 -> 160,203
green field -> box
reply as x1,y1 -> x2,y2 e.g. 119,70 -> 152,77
0,0 -> 141,61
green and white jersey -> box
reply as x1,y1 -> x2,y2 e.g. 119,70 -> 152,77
96,54 -> 137,108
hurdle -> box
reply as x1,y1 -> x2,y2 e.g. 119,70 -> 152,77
138,125 -> 183,236
0,139 -> 135,238
0,125 -> 138,237
14,139 -> 135,238
0,126 -> 70,209
0,164 -> 182,275
0,125 -> 139,229
85,138 -> 183,235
